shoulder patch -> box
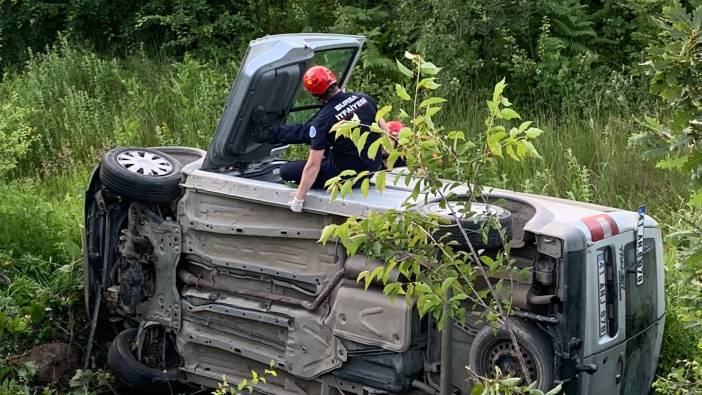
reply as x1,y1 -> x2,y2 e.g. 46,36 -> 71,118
309,125 -> 317,138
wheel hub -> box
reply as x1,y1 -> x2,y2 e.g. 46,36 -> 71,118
485,340 -> 537,382
117,150 -> 173,176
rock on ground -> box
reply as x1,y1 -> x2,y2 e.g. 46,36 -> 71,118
15,342 -> 81,384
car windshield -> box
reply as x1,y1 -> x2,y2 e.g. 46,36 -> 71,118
286,47 -> 357,124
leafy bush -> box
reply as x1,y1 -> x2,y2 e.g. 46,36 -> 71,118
0,0 -> 666,111
0,177 -> 83,353
627,2 -> 702,392
654,359 -> 702,395
0,94 -> 34,177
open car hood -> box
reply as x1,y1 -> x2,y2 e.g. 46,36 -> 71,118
202,34 -> 365,170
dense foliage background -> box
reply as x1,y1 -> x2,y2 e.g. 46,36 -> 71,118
0,0 -> 700,393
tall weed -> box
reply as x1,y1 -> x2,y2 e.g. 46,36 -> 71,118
1,41 -> 234,178
0,174 -> 84,351
442,94 -> 685,220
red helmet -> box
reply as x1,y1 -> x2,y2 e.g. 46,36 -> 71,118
303,66 -> 337,95
386,121 -> 405,138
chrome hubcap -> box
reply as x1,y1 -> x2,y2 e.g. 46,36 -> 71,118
116,150 -> 173,176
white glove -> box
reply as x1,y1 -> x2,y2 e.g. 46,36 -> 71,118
289,198 -> 304,213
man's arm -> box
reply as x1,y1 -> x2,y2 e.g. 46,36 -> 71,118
290,149 -> 325,211
272,123 -> 312,145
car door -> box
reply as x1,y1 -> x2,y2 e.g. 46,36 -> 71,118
202,34 -> 365,170
619,228 -> 665,395
578,231 -> 632,395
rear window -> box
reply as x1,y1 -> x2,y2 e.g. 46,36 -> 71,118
624,238 -> 658,336
286,48 -> 358,125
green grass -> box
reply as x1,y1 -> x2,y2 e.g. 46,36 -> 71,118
442,97 -> 687,222
2,40 -> 239,179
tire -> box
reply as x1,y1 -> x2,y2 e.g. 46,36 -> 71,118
100,147 -> 183,202
416,201 -> 512,250
468,318 -> 554,391
108,328 -> 182,393
150,146 -> 206,167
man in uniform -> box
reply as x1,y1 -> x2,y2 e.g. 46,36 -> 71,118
255,65 -> 381,212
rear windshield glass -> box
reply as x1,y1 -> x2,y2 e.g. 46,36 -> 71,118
287,47 -> 357,124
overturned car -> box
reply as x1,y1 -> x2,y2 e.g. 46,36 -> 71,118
83,34 -> 664,394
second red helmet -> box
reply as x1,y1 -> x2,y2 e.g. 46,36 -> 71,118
386,121 -> 405,138
303,66 -> 337,95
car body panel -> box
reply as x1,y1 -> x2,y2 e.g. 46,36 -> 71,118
181,160 -> 657,249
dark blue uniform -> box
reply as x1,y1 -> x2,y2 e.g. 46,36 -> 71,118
272,91 -> 382,188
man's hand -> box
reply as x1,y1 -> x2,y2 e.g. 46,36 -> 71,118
251,106 -> 275,143
289,198 -> 304,213
291,149 -> 324,211
252,126 -> 273,143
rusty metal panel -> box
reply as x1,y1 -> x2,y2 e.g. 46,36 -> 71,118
178,287 -> 346,380
325,286 -> 413,353
178,189 -> 343,289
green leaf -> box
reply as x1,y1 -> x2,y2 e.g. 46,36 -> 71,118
545,383 -> 563,395
516,141 -> 528,158
518,121 -> 533,132
368,139 -> 382,159
341,180 -> 353,198
690,188 -> 702,206
420,61 -> 441,75
420,97 -> 447,108
357,270 -> 370,284
500,377 -> 522,387
318,225 -> 336,244
480,255 -> 494,266
499,108 -> 521,120
418,78 -> 441,90
440,277 -> 456,296
28,303 -> 45,324
425,106 -> 442,118
525,127 -> 544,139
356,131 -> 369,154
375,171 -> 386,192
360,178 -> 370,198
396,59 -> 414,78
447,130 -> 465,140
387,150 -> 401,169
487,131 -> 507,157
395,84 -> 411,101
331,119 -> 360,133
375,105 -> 392,122
506,144 -> 519,161
492,78 -> 507,102
338,169 -> 357,178
656,155 -> 688,170
382,259 -> 398,284
404,51 -> 418,60
521,140 -> 542,158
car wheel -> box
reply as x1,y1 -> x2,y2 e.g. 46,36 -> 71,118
468,318 -> 554,391
416,201 -> 512,250
108,328 -> 182,394
100,147 -> 183,202
150,146 -> 206,167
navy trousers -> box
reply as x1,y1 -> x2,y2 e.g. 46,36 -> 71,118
279,160 -> 341,189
